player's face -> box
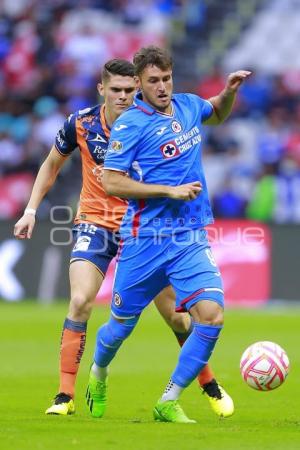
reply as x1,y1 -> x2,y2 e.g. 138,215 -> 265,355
97,75 -> 136,122
136,65 -> 173,113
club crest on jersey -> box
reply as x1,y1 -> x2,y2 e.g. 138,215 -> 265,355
113,292 -> 122,307
171,120 -> 182,133
160,141 -> 180,159
110,140 -> 123,152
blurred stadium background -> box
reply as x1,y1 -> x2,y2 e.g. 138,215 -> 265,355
0,0 -> 300,305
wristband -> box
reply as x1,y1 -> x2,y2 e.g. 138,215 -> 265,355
24,208 -> 36,216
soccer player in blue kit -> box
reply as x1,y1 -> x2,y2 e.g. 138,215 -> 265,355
86,46 -> 251,423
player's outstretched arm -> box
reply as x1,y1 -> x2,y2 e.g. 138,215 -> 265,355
204,70 -> 251,125
14,147 -> 68,239
103,170 -> 202,201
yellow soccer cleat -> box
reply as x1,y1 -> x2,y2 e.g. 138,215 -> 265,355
45,393 -> 75,415
202,379 -> 234,418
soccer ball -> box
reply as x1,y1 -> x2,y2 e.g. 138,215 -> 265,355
240,341 -> 290,391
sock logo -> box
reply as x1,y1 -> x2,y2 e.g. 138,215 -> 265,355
76,334 -> 86,364
113,292 -> 122,307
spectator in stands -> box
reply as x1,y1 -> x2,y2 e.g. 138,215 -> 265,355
1,1 -> 300,224
197,65 -> 225,99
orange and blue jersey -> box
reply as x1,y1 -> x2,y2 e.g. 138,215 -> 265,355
105,92 -> 215,238
55,104 -> 127,232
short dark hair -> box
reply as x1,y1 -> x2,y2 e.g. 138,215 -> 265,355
101,59 -> 134,82
133,46 -> 173,76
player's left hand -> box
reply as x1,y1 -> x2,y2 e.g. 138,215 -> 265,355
226,70 -> 252,92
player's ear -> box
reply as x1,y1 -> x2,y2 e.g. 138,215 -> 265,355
134,76 -> 141,89
97,83 -> 104,97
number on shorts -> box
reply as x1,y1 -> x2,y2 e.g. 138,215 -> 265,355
205,248 -> 217,267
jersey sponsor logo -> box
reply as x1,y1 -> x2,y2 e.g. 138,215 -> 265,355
160,141 -> 180,159
110,140 -> 123,152
73,236 -> 91,252
171,120 -> 182,133
113,292 -> 122,307
173,126 -> 202,153
92,146 -> 106,160
156,126 -> 167,135
114,124 -> 128,131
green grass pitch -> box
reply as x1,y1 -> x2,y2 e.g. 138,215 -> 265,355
0,301 -> 299,450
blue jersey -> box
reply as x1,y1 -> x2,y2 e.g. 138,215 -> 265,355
104,92 -> 214,238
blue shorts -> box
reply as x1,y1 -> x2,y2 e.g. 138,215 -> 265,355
70,223 -> 120,276
111,229 -> 224,319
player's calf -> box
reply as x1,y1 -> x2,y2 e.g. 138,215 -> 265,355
86,314 -> 140,418
94,315 -> 140,367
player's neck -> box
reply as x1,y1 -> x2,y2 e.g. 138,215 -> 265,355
141,95 -> 173,115
103,105 -> 117,129
158,103 -> 173,116
159,104 -> 173,115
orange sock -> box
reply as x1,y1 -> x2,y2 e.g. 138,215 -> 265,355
59,320 -> 87,398
173,326 -> 215,388
197,364 -> 214,387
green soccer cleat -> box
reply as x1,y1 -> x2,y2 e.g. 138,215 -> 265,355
45,393 -> 75,415
153,400 -> 196,423
86,370 -> 107,418
202,379 -> 234,418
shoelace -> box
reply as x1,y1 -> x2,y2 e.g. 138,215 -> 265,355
202,380 -> 223,399
54,393 -> 72,404
165,401 -> 183,415
91,381 -> 106,399
95,381 -> 106,391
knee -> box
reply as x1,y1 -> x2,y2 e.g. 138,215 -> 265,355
200,309 -> 224,326
69,294 -> 93,321
98,316 -> 139,348
190,300 -> 224,326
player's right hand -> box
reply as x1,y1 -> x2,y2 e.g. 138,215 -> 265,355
14,214 -> 36,239
168,181 -> 202,201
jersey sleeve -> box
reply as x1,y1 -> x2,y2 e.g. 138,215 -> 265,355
54,113 -> 78,156
104,117 -> 140,172
201,99 -> 214,122
187,94 -> 214,123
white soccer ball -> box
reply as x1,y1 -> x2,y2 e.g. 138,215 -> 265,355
240,341 -> 290,391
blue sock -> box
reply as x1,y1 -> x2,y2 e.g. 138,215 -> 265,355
94,315 -> 139,367
171,322 -> 223,388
